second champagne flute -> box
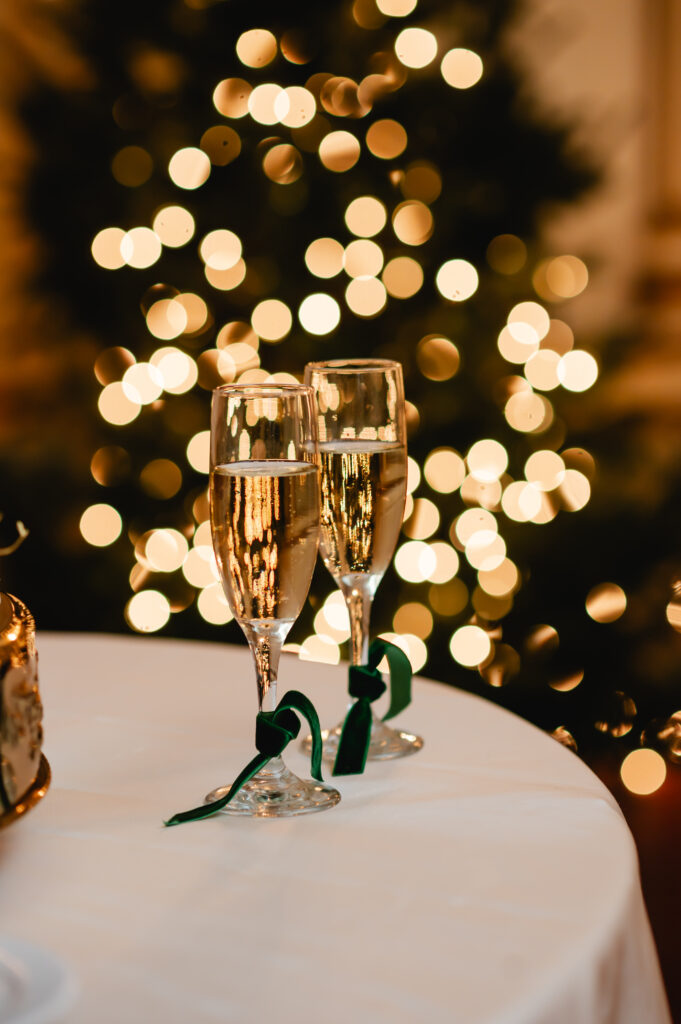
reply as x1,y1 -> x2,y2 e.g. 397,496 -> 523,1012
305,359 -> 423,761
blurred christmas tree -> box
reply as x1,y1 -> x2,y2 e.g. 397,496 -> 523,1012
8,0 -> 681,780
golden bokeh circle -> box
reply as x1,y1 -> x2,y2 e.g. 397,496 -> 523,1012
345,195 -> 387,237
236,29 -> 277,68
395,27 -> 438,69
152,206 -> 195,248
436,259 -> 478,301
345,277 -> 387,317
392,200 -> 433,246
585,583 -> 627,623
416,335 -> 460,380
200,125 -> 242,166
441,48 -> 483,89
263,143 -> 303,184
366,119 -> 407,159
168,147 -> 211,190
382,256 -> 423,298
111,146 -> 153,187
344,239 -> 384,278
486,234 -> 527,274
319,131 -> 361,172
213,78 -> 252,118
401,161 -> 442,203
305,237 -> 345,278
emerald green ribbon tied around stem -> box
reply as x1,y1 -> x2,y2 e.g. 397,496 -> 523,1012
164,690 -> 324,827
333,638 -> 412,777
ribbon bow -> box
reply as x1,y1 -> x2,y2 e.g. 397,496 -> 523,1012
164,690 -> 324,826
333,638 -> 412,776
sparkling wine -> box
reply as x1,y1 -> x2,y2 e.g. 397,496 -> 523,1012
318,440 -> 407,586
211,460 -> 319,624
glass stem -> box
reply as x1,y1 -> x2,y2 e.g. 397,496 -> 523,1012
341,578 -> 373,667
244,621 -> 288,712
243,621 -> 289,777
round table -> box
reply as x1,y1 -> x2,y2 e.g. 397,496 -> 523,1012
0,633 -> 670,1024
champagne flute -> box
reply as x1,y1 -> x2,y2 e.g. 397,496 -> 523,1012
207,384 -> 340,816
304,359 -> 423,760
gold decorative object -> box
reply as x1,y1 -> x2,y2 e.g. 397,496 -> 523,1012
0,520 -> 49,827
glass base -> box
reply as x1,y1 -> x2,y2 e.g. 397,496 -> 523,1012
205,758 -> 340,818
303,717 -> 424,763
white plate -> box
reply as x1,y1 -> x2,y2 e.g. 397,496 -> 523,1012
0,937 -> 77,1024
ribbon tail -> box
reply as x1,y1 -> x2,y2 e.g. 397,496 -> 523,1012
373,640 -> 412,722
333,699 -> 372,776
163,753 -> 268,826
276,690 -> 324,781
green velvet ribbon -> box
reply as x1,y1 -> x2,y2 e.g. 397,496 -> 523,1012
333,638 -> 412,776
164,689 -> 324,827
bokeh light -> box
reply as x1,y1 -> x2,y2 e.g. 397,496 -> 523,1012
145,529 -> 189,572
199,229 -> 242,270
586,583 -> 627,623
366,119 -> 407,159
402,497 -> 440,539
168,147 -> 211,190
79,504 -> 122,547
450,625 -> 491,667
620,749 -> 667,795
111,146 -> 153,187
557,350 -> 599,392
319,131 -> 361,172
213,78 -> 252,118
525,450 -> 565,491
377,0 -> 417,14
382,257 -> 423,298
92,227 -> 126,270
248,83 -> 285,125
344,239 -> 384,278
436,259 -> 478,301
424,448 -> 465,492
276,86 -> 316,127
139,459 -> 183,499
200,125 -> 242,167
152,206 -> 195,248
197,583 -> 234,625
345,277 -> 387,317
125,590 -> 171,633
393,602 -> 433,639
345,196 -> 387,237
236,29 -> 277,68
487,234 -> 527,275
251,299 -> 293,341
395,540 -> 437,583
122,363 -> 163,405
467,440 -> 508,482
98,382 -> 141,426
392,200 -> 433,246
395,27 -> 438,68
298,293 -> 341,334
416,335 -> 460,380
440,49 -> 483,89
186,430 -> 210,473
305,237 -> 344,278
120,227 -> 162,268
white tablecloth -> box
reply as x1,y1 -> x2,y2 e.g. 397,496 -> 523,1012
0,633 -> 670,1024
